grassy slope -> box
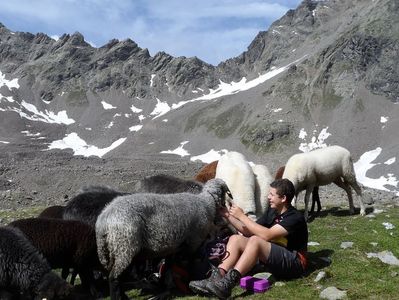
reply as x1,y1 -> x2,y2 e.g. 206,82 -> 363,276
1,204 -> 398,299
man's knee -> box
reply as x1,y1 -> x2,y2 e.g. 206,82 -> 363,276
247,236 -> 271,253
247,235 -> 267,244
228,234 -> 247,245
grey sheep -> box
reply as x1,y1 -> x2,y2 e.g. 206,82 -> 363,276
64,176 -> 203,229
0,226 -> 71,299
96,178 -> 230,300
134,174 -> 204,194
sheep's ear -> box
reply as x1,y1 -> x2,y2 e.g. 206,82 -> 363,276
223,184 -> 233,207
226,189 -> 233,200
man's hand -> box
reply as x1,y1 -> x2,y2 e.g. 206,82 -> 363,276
219,206 -> 230,218
229,204 -> 245,220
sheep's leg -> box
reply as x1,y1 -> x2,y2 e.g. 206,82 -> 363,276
310,186 -> 321,216
303,187 -> 313,221
61,267 -> 70,281
340,180 -> 355,215
293,192 -> 299,208
79,269 -> 103,299
349,180 -> 365,216
109,277 -> 122,300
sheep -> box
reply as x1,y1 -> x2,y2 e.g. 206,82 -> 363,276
37,205 -> 77,282
63,185 -> 129,228
251,164 -> 273,217
215,151 -> 257,219
195,158 -> 272,218
38,205 -> 65,219
282,145 -> 366,220
194,161 -> 218,183
95,178 -> 231,300
134,174 -> 204,194
8,218 -> 104,298
0,226 -> 71,299
275,165 -> 322,217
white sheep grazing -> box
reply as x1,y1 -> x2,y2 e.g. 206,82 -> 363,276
95,178 -> 230,300
251,164 -> 273,218
215,151 -> 256,219
282,145 -> 366,220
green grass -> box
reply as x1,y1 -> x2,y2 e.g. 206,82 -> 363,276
1,205 -> 398,299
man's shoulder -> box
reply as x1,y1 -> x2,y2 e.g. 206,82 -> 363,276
283,206 -> 306,223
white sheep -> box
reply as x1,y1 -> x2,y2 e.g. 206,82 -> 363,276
95,178 -> 230,300
251,164 -> 273,218
282,145 -> 366,220
215,151 -> 256,219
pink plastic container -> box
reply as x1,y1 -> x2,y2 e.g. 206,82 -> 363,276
240,276 -> 270,293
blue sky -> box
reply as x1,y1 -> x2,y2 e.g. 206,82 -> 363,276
0,0 -> 302,65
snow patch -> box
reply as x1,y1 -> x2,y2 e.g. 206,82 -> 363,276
190,149 -> 229,163
298,127 -> 331,152
160,141 -> 190,157
47,132 -> 126,158
354,147 -> 399,193
101,101 -> 116,110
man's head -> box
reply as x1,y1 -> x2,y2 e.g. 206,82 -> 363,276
269,179 -> 295,206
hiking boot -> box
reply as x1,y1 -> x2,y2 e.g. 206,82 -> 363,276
207,269 -> 241,299
189,266 -> 223,296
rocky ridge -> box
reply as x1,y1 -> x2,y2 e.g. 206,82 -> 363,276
0,0 -> 399,208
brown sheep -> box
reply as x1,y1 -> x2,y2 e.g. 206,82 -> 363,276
194,161 -> 218,183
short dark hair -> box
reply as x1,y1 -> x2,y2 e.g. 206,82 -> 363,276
270,179 -> 295,203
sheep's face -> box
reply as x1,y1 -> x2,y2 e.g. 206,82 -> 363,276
36,272 -> 72,300
204,178 -> 233,209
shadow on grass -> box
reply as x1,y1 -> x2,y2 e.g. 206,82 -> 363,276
305,249 -> 334,276
306,206 -> 374,222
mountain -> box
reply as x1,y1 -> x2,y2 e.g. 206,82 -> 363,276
0,0 -> 398,201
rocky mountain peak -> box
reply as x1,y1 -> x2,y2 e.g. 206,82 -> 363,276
0,0 -> 398,196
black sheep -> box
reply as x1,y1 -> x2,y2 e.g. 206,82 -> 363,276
63,185 -> 128,228
38,205 -> 65,219
135,174 -> 204,194
8,218 -> 104,298
0,226 -> 71,299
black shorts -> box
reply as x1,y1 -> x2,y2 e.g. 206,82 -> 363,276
261,243 -> 305,279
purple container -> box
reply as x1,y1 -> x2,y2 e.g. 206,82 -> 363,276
240,276 -> 270,293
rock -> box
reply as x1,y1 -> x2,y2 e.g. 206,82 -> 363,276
308,241 -> 320,246
320,286 -> 347,300
340,241 -> 353,249
314,271 -> 326,282
366,251 -> 399,266
274,281 -> 286,287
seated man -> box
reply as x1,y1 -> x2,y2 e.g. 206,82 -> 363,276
189,178 -> 308,299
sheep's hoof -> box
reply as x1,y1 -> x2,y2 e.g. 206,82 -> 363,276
360,210 -> 366,216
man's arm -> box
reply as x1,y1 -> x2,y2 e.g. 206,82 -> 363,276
228,204 -> 288,241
